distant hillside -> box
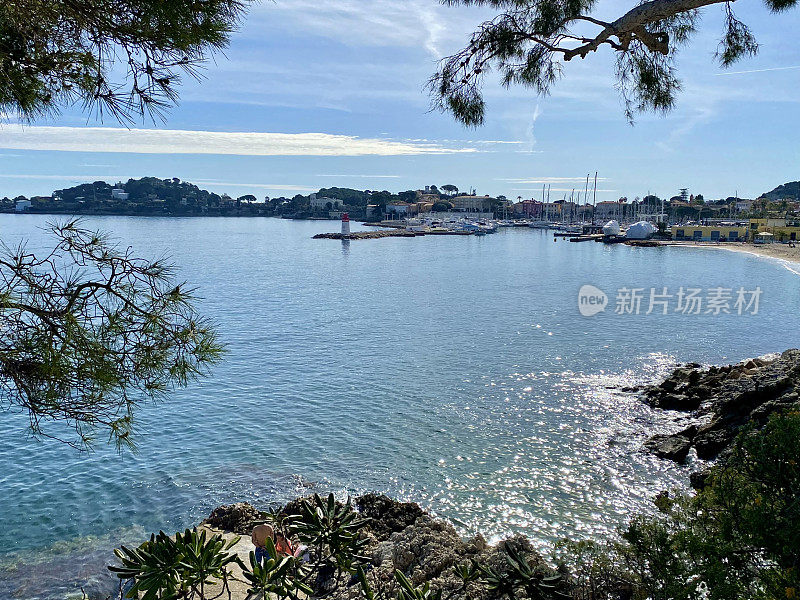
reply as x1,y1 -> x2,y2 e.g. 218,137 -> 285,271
761,181 -> 800,201
54,176 -> 224,205
3,177 -> 408,219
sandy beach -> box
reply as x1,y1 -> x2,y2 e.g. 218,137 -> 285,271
665,241 -> 800,268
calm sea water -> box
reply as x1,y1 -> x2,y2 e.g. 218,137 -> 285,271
1,215 -> 799,599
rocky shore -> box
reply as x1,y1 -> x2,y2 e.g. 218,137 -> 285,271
641,349 -> 800,470
202,494 -> 557,600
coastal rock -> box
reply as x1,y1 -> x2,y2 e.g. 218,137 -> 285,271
641,349 -> 800,462
689,467 -> 713,489
644,434 -> 692,463
202,502 -> 268,534
693,428 -> 733,460
270,496 -> 548,600
357,493 -> 426,541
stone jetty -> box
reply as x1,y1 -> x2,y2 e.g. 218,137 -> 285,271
313,230 -> 420,240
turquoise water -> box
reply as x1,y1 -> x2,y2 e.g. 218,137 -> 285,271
1,215 -> 799,599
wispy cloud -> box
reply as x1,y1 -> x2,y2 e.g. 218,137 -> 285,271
251,0 -> 479,59
511,188 -> 617,193
0,173 -> 316,194
714,65 -> 800,76
193,180 -> 316,192
524,104 -> 542,153
498,176 -> 609,184
0,173 -> 134,181
0,126 -> 477,156
316,174 -> 400,178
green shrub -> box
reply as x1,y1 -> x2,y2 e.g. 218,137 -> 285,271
557,411 -> 800,600
241,537 -> 312,600
287,492 -> 370,575
109,529 -> 240,600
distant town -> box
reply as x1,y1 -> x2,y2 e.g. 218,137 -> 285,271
5,177 -> 800,241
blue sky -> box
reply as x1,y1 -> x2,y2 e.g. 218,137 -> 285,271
0,0 -> 798,201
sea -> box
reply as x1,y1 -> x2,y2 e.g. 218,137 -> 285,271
1,214 -> 799,599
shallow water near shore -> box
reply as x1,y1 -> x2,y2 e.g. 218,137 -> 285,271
2,215 -> 799,599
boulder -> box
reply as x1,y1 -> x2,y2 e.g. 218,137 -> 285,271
203,502 -> 268,534
644,434 -> 692,463
693,428 -> 733,460
641,349 -> 800,461
357,493 -> 425,541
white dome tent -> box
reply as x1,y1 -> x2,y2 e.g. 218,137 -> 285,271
625,221 -> 656,240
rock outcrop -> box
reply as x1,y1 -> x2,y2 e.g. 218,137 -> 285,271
642,349 -> 800,464
203,502 -> 269,534
204,495 -> 558,600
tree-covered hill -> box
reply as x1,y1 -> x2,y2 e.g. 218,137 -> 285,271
3,178 -> 421,219
761,181 -> 800,201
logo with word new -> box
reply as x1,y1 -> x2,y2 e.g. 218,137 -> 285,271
578,284 -> 608,317
577,284 -> 762,317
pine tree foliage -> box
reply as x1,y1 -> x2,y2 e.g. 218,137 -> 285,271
430,0 -> 795,125
0,0 -> 251,123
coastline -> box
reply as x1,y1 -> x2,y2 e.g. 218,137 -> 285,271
665,240 -> 800,268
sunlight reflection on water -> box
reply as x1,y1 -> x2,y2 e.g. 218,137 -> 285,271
2,216 -> 799,599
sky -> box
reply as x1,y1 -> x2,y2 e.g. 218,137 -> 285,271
0,0 -> 798,202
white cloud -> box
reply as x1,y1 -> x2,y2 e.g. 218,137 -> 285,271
498,177 -> 609,184
248,0 -> 482,59
193,180 -> 316,191
0,126 -> 476,156
511,187 -> 617,193
316,174 -> 400,178
0,173 -> 134,181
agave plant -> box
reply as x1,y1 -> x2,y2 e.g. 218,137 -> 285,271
175,529 -> 241,599
395,569 -> 442,600
477,544 -> 571,600
356,565 -> 376,600
241,537 -> 313,600
453,561 -> 481,586
476,560 -> 518,600
109,528 -> 241,600
287,492 -> 370,574
109,531 -> 185,600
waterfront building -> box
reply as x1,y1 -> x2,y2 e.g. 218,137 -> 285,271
310,193 -> 341,210
514,199 -> 543,218
451,195 -> 493,212
15,199 -> 32,212
386,201 -> 417,217
672,224 -> 749,241
749,217 -> 800,241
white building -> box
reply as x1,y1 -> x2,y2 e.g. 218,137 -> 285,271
309,193 -> 341,209
594,201 -> 625,222
111,188 -> 129,201
15,199 -> 32,212
451,195 -> 493,212
736,199 -> 754,213
386,201 -> 413,216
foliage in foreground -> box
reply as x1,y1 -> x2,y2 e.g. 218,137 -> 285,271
431,0 -> 798,125
558,410 -> 800,599
109,529 -> 240,600
0,220 -> 224,450
0,0 -> 251,122
110,413 -> 800,600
